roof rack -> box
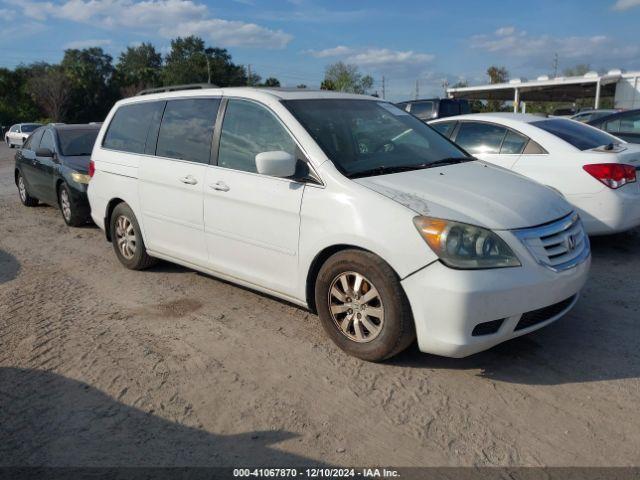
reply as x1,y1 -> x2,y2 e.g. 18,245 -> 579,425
136,83 -> 218,96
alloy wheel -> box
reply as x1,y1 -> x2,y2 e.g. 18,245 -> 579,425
18,176 -> 26,202
115,215 -> 137,260
60,189 -> 72,222
328,271 -> 385,343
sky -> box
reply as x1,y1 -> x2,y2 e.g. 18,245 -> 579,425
1,0 -> 639,101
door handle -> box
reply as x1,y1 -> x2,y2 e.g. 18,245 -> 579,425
210,181 -> 230,192
179,175 -> 198,185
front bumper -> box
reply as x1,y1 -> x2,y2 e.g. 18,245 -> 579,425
65,180 -> 91,219
401,251 -> 590,358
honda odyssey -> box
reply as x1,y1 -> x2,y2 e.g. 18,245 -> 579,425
88,87 -> 591,361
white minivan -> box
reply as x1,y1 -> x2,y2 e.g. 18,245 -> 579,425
88,87 -> 591,361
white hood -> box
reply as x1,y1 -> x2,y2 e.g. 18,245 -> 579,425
354,161 -> 572,230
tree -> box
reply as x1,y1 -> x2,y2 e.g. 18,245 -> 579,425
487,66 -> 509,84
116,43 -> 162,95
26,65 -> 71,122
61,47 -> 116,122
163,36 -> 247,87
486,65 -> 509,112
322,62 -> 373,94
262,77 -> 280,87
563,64 -> 591,77
0,66 -> 40,126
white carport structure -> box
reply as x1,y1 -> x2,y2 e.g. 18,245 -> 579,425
447,70 -> 640,112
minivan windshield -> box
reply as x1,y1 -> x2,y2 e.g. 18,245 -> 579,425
531,118 -> 620,150
283,99 -> 471,178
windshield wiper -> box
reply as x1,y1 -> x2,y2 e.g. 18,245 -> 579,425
348,157 -> 473,178
426,157 -> 474,167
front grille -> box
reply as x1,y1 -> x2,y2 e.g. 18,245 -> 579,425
515,295 -> 576,331
514,213 -> 590,271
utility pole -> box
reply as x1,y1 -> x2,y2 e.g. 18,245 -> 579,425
552,53 -> 559,78
382,76 -> 386,99
247,64 -> 252,86
415,79 -> 419,100
205,55 -> 211,84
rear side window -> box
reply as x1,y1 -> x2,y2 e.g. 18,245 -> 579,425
531,118 -> 619,150
606,112 -> 640,134
439,100 -> 459,117
455,122 -> 507,154
410,101 -> 434,118
431,121 -> 456,138
103,101 -> 165,154
500,130 -> 529,154
156,98 -> 220,164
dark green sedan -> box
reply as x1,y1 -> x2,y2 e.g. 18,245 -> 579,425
14,124 -> 100,226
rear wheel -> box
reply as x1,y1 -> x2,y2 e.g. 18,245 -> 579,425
17,172 -> 38,206
315,250 -> 415,361
110,203 -> 157,270
58,183 -> 86,227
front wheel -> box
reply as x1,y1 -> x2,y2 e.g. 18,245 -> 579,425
17,172 -> 38,206
58,183 -> 86,227
315,250 -> 415,362
110,203 -> 158,270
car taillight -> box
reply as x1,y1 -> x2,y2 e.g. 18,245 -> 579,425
88,160 -> 95,178
583,163 -> 636,189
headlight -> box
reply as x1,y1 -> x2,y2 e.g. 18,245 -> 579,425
71,172 -> 91,184
413,216 -> 520,269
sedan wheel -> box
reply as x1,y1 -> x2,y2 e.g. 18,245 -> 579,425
18,176 -> 27,203
60,188 -> 72,222
17,173 -> 38,206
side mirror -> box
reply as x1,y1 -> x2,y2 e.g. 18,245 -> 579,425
255,150 -> 297,178
35,147 -> 54,157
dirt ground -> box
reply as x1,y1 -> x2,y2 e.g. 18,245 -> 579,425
0,141 -> 639,468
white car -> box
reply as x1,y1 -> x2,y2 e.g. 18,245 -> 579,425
430,113 -> 640,235
88,87 -> 590,360
5,123 -> 41,148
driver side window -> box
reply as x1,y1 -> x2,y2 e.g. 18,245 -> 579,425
218,100 -> 296,174
40,131 -> 56,153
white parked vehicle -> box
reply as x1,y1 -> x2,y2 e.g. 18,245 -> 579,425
88,87 -> 590,361
5,123 -> 41,148
430,113 -> 640,235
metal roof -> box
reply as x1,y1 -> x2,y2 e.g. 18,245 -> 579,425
447,70 -> 639,102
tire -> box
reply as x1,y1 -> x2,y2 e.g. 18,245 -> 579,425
58,183 -> 86,227
17,172 -> 38,207
109,202 -> 157,270
315,249 -> 416,362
